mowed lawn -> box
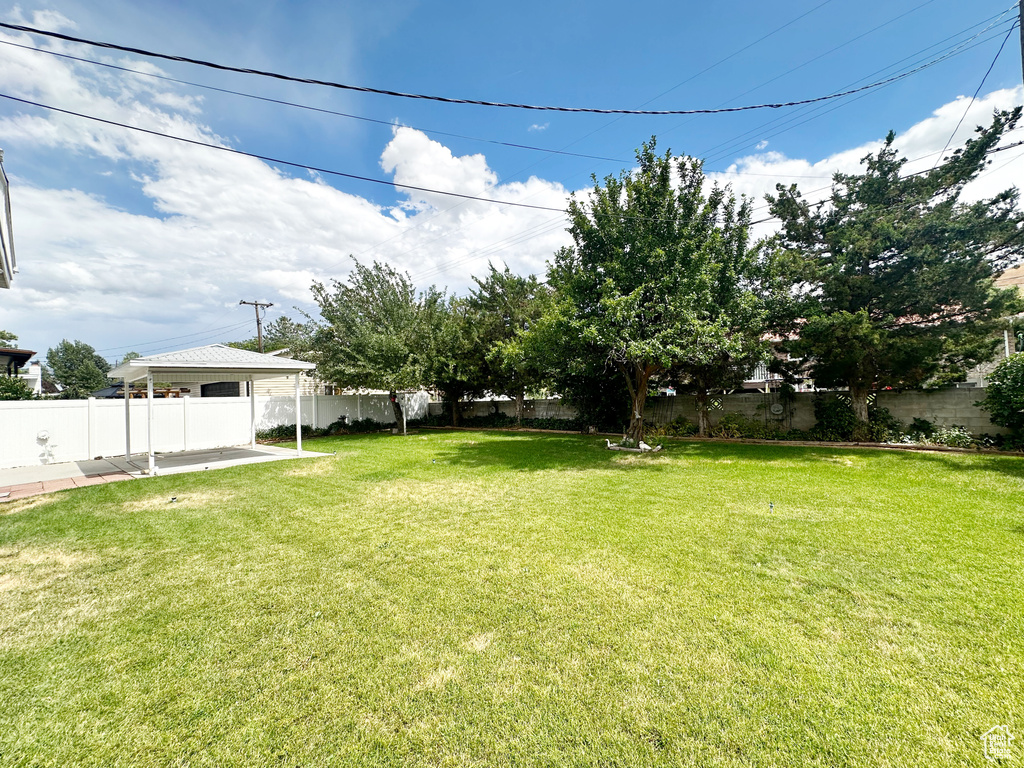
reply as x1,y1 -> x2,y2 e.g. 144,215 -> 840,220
1,432 -> 1021,767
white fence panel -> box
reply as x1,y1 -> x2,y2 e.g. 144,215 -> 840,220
187,397 -> 251,450
0,391 -> 432,469
0,400 -> 88,467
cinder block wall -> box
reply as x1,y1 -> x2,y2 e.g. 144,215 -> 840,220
434,388 -> 1007,435
874,389 -> 1003,435
647,389 -> 1005,434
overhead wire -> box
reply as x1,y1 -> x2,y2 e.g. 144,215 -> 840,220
699,10 -> 1020,167
96,319 -> 256,361
931,20 -> 1019,169
3,6 -> 1017,295
332,7 -> 1017,274
94,319 -> 253,353
0,19 -> 1001,116
0,3 -> 858,284
0,91 -> 570,213
0,37 -> 633,166
744,138 -> 1024,227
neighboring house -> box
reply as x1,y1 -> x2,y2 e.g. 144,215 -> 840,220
250,348 -> 329,397
0,347 -> 42,395
18,360 -> 43,396
962,267 -> 1024,387
0,346 -> 32,377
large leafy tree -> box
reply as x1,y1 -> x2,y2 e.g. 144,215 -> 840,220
466,265 -> 551,425
768,109 -> 1024,423
423,296 -> 485,426
310,259 -> 442,425
46,339 -> 111,399
517,301 -> 632,431
548,139 -> 772,442
666,241 -> 785,435
0,329 -> 17,346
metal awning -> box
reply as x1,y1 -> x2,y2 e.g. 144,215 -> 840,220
107,344 -> 316,475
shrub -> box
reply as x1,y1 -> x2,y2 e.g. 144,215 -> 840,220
710,413 -> 745,438
410,411 -> 588,432
907,417 -> 935,438
0,375 -> 36,401
256,423 -> 328,441
811,396 -> 902,442
344,417 -> 388,434
980,353 -> 1024,433
709,413 -> 784,440
811,397 -> 860,441
930,425 -> 975,449
646,416 -> 698,439
866,407 -> 903,443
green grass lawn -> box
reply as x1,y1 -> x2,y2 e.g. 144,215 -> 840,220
1,431 -> 1021,767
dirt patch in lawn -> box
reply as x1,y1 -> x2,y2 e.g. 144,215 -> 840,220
0,547 -> 98,597
0,496 -> 57,515
611,454 -> 678,467
123,491 -> 236,512
284,458 -> 342,477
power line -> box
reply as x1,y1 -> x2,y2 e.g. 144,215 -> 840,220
932,21 -> 1019,169
638,0 -> 839,108
0,20 -> 994,116
698,11 -> 1020,167
95,319 -> 252,353
0,91 -> 570,213
0,38 -> 632,166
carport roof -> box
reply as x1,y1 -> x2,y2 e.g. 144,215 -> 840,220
108,343 -> 316,383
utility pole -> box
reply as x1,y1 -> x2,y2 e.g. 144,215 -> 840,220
239,299 -> 273,353
1019,0 -> 1023,86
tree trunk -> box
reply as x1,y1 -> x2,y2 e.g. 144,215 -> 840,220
515,388 -> 525,427
695,388 -> 711,437
849,383 -> 870,424
389,390 -> 404,428
450,397 -> 459,427
622,364 -> 654,444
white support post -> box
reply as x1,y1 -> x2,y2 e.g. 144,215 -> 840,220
87,397 -> 96,459
182,395 -> 190,452
249,376 -> 257,449
402,392 -> 407,436
124,377 -> 131,460
294,373 -> 302,455
147,373 -> 155,474
357,392 -> 361,421
313,388 -> 319,430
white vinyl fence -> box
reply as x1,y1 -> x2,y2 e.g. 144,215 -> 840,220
0,392 -> 428,470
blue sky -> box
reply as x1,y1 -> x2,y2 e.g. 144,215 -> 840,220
0,0 -> 1022,363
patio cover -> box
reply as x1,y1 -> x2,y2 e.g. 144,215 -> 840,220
108,344 -> 316,474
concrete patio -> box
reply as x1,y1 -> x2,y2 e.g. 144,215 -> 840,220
0,444 -> 332,503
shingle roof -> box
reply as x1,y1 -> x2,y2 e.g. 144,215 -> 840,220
108,344 -> 315,382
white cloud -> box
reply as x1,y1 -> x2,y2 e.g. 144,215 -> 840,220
707,86 -> 1024,239
755,140 -> 769,150
0,30 -> 576,357
528,123 -> 549,132
1,18 -> 1020,362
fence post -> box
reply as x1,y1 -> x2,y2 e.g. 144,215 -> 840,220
182,395 -> 189,452
87,397 -> 96,459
